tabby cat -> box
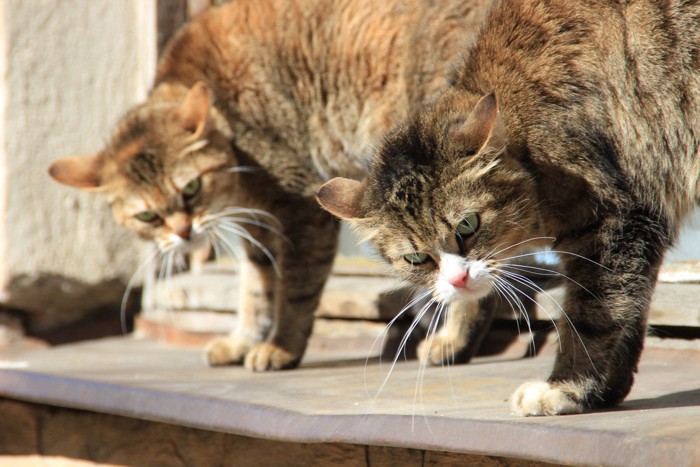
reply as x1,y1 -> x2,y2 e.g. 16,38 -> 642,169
318,0 -> 699,414
48,0 -> 491,371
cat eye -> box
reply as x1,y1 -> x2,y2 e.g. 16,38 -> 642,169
403,252 -> 431,265
135,211 -> 159,223
182,177 -> 202,199
456,213 -> 480,236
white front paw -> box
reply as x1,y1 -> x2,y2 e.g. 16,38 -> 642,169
511,381 -> 583,416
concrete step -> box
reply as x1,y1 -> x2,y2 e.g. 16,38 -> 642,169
0,335 -> 698,466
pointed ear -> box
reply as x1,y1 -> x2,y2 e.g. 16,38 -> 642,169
317,177 -> 366,220
172,81 -> 212,139
450,92 -> 506,153
48,153 -> 105,190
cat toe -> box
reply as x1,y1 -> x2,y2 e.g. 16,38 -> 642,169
204,337 -> 249,366
511,381 -> 584,416
244,342 -> 300,371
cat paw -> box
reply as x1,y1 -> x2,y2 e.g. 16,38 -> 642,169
417,336 -> 470,366
244,342 -> 301,371
510,381 -> 584,416
204,337 -> 251,366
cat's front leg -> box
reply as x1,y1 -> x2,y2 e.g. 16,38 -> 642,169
418,296 -> 495,365
244,206 -> 340,371
511,212 -> 665,415
205,256 -> 276,366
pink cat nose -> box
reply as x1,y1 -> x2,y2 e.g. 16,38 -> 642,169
167,213 -> 192,240
176,224 -> 192,240
448,270 -> 468,288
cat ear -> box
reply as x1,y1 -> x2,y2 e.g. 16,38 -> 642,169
48,153 -> 105,190
317,177 -> 366,219
450,92 -> 506,153
173,81 -> 212,139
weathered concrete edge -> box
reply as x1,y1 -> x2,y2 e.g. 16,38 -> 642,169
0,369 -> 693,466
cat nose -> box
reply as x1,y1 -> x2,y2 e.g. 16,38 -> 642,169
448,270 -> 468,288
167,213 -> 192,240
176,223 -> 192,240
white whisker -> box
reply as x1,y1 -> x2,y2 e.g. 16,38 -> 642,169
214,216 -> 289,244
499,263 -> 604,307
484,236 -> 557,260
374,295 -> 437,398
491,276 -> 536,355
217,223 -> 280,275
227,165 -> 262,174
498,250 -> 612,272
120,247 -> 161,334
206,231 -> 223,261
211,227 -> 245,260
364,288 -> 433,398
496,269 -> 598,376
203,207 -> 280,224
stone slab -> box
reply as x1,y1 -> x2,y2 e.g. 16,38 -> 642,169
0,337 -> 698,466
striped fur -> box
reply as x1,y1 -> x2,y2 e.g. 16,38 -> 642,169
48,0 -> 492,371
319,0 -> 700,413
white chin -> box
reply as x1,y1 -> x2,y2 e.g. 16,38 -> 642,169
160,233 -> 209,254
436,282 -> 493,303
454,284 -> 492,300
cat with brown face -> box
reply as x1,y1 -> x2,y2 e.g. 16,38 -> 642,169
319,0 -> 700,414
48,0 -> 492,371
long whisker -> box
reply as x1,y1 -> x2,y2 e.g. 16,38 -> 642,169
498,250 -> 612,272
211,227 -> 245,260
211,216 -> 290,244
484,236 -> 557,260
494,270 -> 563,347
175,251 -> 187,271
368,290 -> 432,364
496,269 -> 598,375
364,288 -> 433,397
165,250 -> 175,287
491,276 -> 537,355
425,300 -> 449,367
217,223 -> 281,276
206,231 -> 224,262
499,263 -> 604,307
374,295 -> 437,398
203,207 -> 280,224
412,300 -> 446,433
120,247 -> 161,334
227,165 -> 262,174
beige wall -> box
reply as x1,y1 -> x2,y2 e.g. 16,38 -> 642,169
0,0 -> 156,331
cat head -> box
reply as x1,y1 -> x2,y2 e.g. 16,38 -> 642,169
318,91 -> 545,302
49,82 -> 242,255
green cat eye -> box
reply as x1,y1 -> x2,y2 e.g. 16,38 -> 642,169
135,211 -> 159,223
182,177 -> 202,199
456,213 -> 480,236
403,252 -> 430,265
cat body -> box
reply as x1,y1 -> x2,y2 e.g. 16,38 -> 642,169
49,0 -> 492,371
319,0 -> 700,413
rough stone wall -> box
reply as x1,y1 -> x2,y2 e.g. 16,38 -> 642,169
0,1 -> 156,331
0,398 -> 548,467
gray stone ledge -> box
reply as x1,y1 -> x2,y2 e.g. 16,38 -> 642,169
0,337 -> 698,466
